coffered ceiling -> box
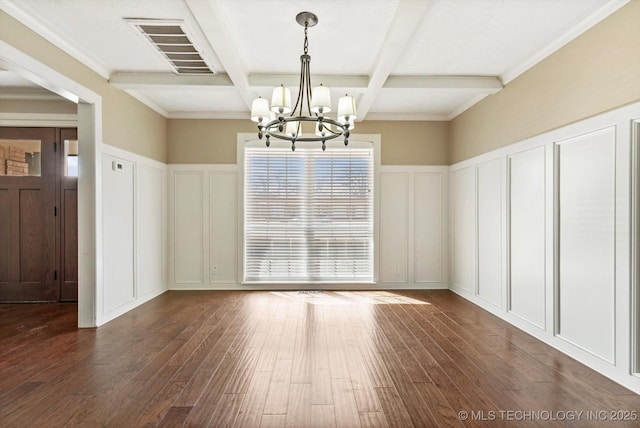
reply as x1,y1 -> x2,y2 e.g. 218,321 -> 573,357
1,0 -> 628,121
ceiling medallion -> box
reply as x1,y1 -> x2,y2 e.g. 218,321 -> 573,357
250,12 -> 356,151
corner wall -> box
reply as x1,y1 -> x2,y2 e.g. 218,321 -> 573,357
449,0 -> 640,164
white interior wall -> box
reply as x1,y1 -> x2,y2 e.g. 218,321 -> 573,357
450,102 -> 640,394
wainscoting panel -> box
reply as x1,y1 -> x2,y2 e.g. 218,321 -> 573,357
170,164 -> 447,289
101,154 -> 135,313
476,159 -> 503,307
508,146 -> 546,329
379,172 -> 409,284
173,171 -> 204,285
557,127 -> 616,362
209,171 -> 238,284
452,167 -> 475,294
97,145 -> 168,326
137,163 -> 165,297
414,172 -> 443,284
449,102 -> 640,394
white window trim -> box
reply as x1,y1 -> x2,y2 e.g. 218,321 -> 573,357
237,133 -> 381,287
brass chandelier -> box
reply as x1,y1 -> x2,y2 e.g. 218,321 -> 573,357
250,12 -> 357,151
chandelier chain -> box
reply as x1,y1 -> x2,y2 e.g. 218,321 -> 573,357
303,23 -> 309,54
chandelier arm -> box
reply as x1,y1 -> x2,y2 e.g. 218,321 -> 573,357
290,58 -> 305,117
305,59 -> 313,116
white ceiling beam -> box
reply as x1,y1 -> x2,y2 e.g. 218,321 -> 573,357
384,75 -> 502,92
110,72 -> 233,90
184,0 -> 254,110
355,0 -> 434,121
249,74 -> 369,89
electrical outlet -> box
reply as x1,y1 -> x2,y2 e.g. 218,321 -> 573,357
393,266 -> 400,274
211,266 -> 217,275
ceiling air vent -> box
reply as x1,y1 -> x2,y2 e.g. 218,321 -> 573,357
125,19 -> 216,75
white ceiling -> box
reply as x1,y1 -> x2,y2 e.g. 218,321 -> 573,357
1,0 -> 628,121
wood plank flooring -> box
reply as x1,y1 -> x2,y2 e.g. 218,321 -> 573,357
1,290 -> 639,427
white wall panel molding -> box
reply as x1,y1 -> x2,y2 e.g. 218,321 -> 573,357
476,158 -> 504,308
137,163 -> 166,298
171,171 -> 206,286
556,126 -> 616,364
450,166 -> 476,295
378,166 -> 449,289
449,101 -> 640,394
98,144 -> 168,325
209,171 -> 238,285
631,119 -> 640,375
379,171 -> 409,284
101,154 -> 136,314
508,146 -> 546,329
168,164 -> 238,290
414,172 -> 447,284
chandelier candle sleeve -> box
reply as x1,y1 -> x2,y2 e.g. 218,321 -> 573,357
249,11 -> 355,150
338,94 -> 357,123
311,84 -> 331,114
250,97 -> 270,123
271,85 -> 292,114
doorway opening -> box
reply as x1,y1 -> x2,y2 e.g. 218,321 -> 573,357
1,40 -> 101,327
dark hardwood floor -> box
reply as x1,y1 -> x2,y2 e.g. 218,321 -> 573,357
1,290 -> 638,427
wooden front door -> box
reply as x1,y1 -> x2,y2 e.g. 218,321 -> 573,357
0,127 -> 57,302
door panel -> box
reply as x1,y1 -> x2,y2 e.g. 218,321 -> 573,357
0,189 -> 9,283
60,128 -> 78,301
0,127 -> 56,302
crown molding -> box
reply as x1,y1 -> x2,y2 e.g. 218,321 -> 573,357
121,90 -> 168,117
167,111 -> 248,120
363,112 -> 449,122
1,0 -> 112,79
500,0 -> 629,84
0,112 -> 77,127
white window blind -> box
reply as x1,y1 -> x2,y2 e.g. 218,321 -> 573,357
244,141 -> 374,283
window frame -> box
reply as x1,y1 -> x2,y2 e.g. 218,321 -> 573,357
237,133 -> 381,286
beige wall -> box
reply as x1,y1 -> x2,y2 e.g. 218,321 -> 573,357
0,11 -> 167,162
168,119 -> 449,165
0,98 -> 77,114
450,1 -> 640,163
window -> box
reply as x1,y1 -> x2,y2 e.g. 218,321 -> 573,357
244,141 -> 374,283
0,139 -> 41,176
64,140 -> 78,177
